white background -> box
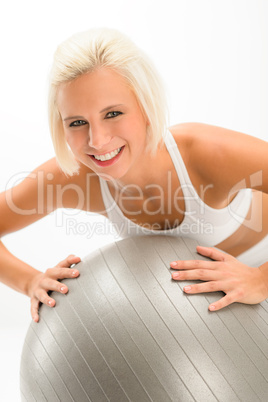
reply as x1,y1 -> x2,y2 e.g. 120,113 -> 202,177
0,0 -> 267,400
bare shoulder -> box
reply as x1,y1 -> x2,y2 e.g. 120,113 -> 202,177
0,158 -> 105,236
168,122 -> 224,178
169,121 -> 266,151
169,122 -> 262,173
34,158 -> 105,213
168,122 -> 268,193
65,162 -> 106,214
169,122 -> 247,149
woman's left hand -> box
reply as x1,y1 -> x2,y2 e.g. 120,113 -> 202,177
170,246 -> 268,311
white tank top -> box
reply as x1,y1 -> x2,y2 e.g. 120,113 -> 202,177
99,130 -> 252,246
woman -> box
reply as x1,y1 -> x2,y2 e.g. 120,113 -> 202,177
0,28 -> 267,322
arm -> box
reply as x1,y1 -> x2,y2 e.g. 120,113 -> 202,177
171,123 -> 268,310
0,158 -> 83,321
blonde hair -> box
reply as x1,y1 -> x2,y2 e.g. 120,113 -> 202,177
48,28 -> 168,175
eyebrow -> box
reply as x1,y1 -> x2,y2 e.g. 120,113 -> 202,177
100,104 -> 123,113
63,104 -> 124,121
63,115 -> 84,122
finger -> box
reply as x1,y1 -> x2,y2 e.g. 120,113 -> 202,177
57,255 -> 81,268
34,289 -> 56,308
182,280 -> 224,294
45,267 -> 80,280
38,277 -> 70,294
170,259 -> 218,270
196,246 -> 229,262
208,292 -> 237,311
30,298 -> 40,322
172,268 -> 220,282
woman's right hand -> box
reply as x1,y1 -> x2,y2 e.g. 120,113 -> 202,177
27,255 -> 81,322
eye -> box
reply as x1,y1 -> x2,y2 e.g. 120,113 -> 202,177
105,111 -> 122,119
69,120 -> 87,127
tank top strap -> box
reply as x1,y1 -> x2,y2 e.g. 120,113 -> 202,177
163,130 -> 198,201
99,177 -> 117,217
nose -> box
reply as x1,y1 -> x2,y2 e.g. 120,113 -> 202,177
88,124 -> 112,150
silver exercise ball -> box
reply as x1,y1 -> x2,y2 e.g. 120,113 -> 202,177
20,236 -> 268,401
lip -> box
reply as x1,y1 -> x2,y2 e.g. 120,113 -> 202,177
88,146 -> 125,167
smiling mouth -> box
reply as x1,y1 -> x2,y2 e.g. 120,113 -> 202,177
92,146 -> 124,162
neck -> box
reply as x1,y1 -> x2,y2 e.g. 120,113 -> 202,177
108,142 -> 168,195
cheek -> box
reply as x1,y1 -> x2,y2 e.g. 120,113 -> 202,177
124,114 -> 147,138
65,131 -> 86,151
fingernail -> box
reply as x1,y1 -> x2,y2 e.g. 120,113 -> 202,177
184,286 -> 192,292
170,262 -> 177,268
209,305 -> 216,311
48,300 -> 53,306
172,272 -> 180,279
60,286 -> 66,292
72,270 -> 79,276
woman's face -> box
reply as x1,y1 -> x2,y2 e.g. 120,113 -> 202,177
57,68 -> 149,181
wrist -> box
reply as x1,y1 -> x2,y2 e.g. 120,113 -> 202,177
23,268 -> 42,297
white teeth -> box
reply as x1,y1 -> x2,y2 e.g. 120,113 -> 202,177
94,147 -> 122,161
